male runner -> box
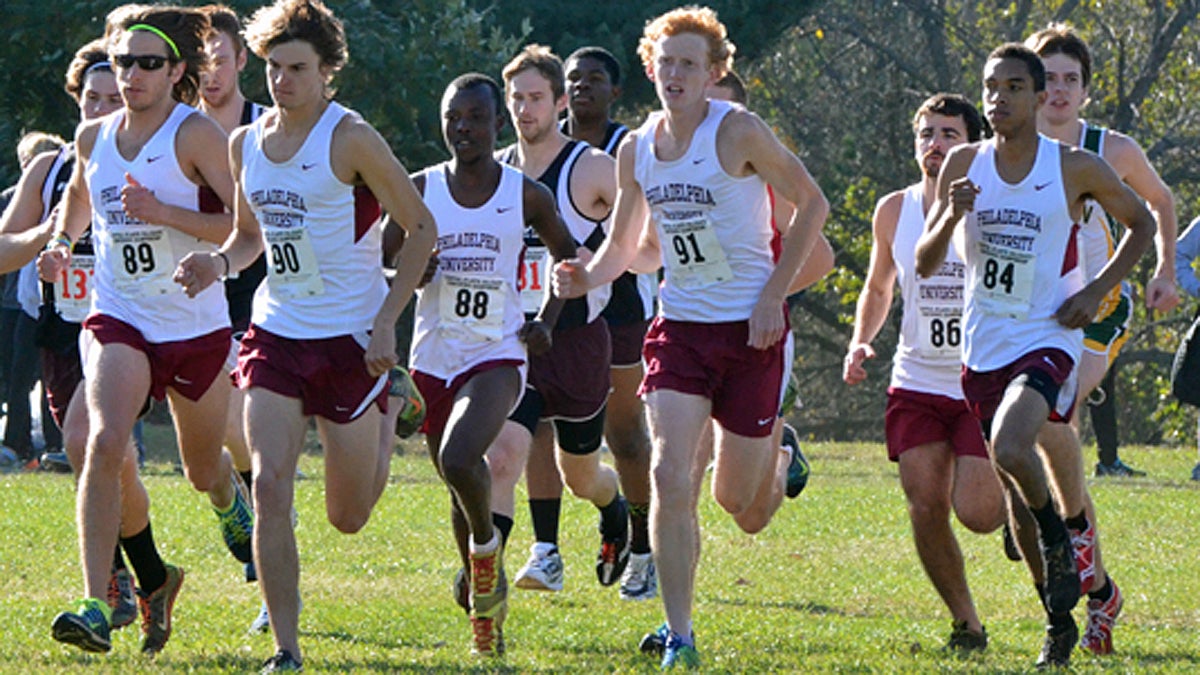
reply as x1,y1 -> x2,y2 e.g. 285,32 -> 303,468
1026,24 -> 1179,477
407,73 -> 575,655
844,93 -> 1004,650
554,7 -> 828,668
914,43 -> 1153,667
40,6 -> 253,655
498,44 -> 633,596
176,0 -> 436,670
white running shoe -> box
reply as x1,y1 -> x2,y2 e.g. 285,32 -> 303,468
619,552 -> 657,601
249,601 -> 271,634
513,542 -> 564,592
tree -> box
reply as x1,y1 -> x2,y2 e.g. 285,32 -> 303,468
748,0 -> 1200,442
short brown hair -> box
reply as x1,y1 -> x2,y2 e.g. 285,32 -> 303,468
64,38 -> 112,103
912,93 -> 984,142
16,131 -> 66,168
201,4 -> 247,55
1025,23 -> 1092,90
502,44 -> 565,100
713,70 -> 747,105
105,4 -> 212,106
637,6 -> 735,76
244,0 -> 347,75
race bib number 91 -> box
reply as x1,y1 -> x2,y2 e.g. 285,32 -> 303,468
661,216 -> 733,290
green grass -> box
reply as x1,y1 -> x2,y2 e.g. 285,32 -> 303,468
2,431 -> 1200,672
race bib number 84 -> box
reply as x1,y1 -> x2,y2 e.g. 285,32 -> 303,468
973,241 -> 1035,318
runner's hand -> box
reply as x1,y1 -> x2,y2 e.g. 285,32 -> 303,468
519,319 -> 553,356
174,251 -> 222,298
843,343 -> 875,385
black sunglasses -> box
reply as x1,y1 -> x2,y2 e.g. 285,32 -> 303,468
111,54 -> 171,71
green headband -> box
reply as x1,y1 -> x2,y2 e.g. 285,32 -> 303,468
128,24 -> 180,59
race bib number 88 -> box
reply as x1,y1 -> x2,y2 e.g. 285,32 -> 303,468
439,274 -> 506,343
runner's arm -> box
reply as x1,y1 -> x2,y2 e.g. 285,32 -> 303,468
845,192 -> 902,385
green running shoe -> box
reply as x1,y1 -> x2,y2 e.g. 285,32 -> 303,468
51,597 -> 112,653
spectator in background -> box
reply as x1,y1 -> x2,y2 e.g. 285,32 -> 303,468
1174,215 -> 1200,480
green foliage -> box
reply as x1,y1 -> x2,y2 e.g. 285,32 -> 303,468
4,439 -> 1200,671
0,1 -> 527,186
753,0 -> 1200,442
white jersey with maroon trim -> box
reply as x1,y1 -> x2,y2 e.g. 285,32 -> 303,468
410,163 -> 528,380
633,99 -> 774,322
87,103 -> 228,343
956,135 -> 1084,370
890,184 -> 965,397
242,101 -> 386,339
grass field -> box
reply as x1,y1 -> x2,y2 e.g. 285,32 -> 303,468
2,428 -> 1200,673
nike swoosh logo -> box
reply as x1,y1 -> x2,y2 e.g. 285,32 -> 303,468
758,417 -> 774,426
173,375 -> 192,385
334,405 -> 350,412
692,157 -> 706,165
1034,182 -> 1052,191
1043,356 -> 1056,368
302,163 -> 317,171
497,206 -> 514,213
147,155 -> 164,163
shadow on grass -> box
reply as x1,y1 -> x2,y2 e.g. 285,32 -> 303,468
707,595 -> 846,615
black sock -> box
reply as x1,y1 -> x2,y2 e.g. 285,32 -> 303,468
240,470 -> 254,499
112,545 -> 127,572
598,494 -> 625,538
1088,574 -> 1114,602
1064,511 -> 1088,532
121,523 -> 167,593
1036,582 -> 1074,627
1031,495 -> 1067,544
529,498 -> 561,546
492,513 -> 513,549
629,502 -> 650,554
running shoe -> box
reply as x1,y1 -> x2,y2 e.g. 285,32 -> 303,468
1040,536 -> 1081,614
1035,617 -> 1078,669
597,496 -> 631,586
139,563 -> 184,654
215,472 -> 254,564
388,366 -> 426,439
782,423 -> 809,498
469,545 -> 507,656
619,552 -> 657,601
945,620 -> 988,651
249,596 -> 301,634
661,631 -> 701,670
107,567 -> 139,629
51,597 -> 112,653
1068,521 -> 1097,594
0,446 -> 30,474
514,542 -> 564,592
261,649 -> 303,672
1081,578 -> 1123,655
39,450 -> 72,473
1094,459 -> 1145,477
639,623 -> 669,656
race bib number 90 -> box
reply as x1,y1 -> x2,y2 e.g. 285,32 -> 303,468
661,216 -> 733,290
265,226 -> 324,298
973,241 -> 1035,318
55,254 -> 95,323
439,274 -> 506,343
109,229 -> 174,297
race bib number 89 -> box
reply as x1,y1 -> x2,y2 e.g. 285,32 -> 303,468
109,229 -> 174,297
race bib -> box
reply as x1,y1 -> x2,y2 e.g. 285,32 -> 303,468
660,215 -> 733,289
518,246 -> 548,315
916,306 -> 962,358
973,240 -> 1035,318
265,226 -> 324,298
108,228 -> 175,297
55,254 -> 95,323
439,274 -> 506,343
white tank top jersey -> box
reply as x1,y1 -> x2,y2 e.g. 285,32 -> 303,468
889,184 -> 966,397
410,163 -> 528,380
87,104 -> 228,343
1075,122 -> 1125,284
241,101 -> 387,339
634,99 -> 774,323
17,148 -> 76,319
955,135 -> 1084,371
